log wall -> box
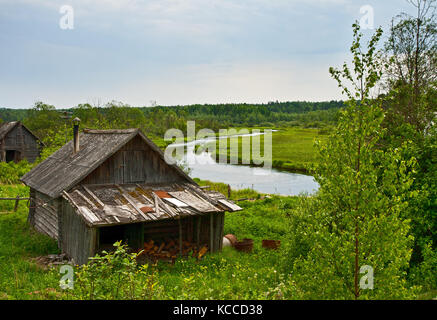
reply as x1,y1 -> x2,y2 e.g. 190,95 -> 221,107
80,135 -> 184,185
31,190 -> 60,240
59,199 -> 97,265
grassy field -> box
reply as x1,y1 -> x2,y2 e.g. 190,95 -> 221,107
0,183 -> 299,300
269,127 -> 328,172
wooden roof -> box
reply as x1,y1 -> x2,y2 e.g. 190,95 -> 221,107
62,182 -> 242,227
21,128 -> 194,198
0,122 -> 17,139
0,121 -> 43,143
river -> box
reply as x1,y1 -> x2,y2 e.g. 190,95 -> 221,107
167,131 -> 319,196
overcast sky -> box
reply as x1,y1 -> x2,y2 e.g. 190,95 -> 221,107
0,0 -> 417,109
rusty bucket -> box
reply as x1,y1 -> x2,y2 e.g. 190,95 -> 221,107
262,240 -> 281,250
234,238 -> 254,253
224,234 -> 237,247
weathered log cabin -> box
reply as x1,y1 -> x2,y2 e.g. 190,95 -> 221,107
0,121 -> 43,163
21,125 -> 241,265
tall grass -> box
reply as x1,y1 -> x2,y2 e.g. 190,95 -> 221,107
212,127 -> 328,173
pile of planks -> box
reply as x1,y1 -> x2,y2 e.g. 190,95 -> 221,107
138,239 -> 208,263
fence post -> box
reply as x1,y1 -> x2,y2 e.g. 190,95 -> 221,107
14,196 -> 20,212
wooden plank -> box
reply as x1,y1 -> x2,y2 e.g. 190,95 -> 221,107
34,205 -> 58,231
153,193 -> 160,216
62,191 -> 93,227
135,185 -> 165,219
0,197 -> 30,200
74,190 -> 98,210
163,197 -> 189,208
135,184 -> 154,205
153,193 -> 178,218
196,216 -> 201,246
33,204 -> 58,236
57,199 -> 63,249
82,185 -> 105,208
89,227 -> 97,258
116,184 -> 158,221
182,183 -> 222,209
218,199 -> 242,212
34,214 -> 58,239
210,213 -> 214,252
215,212 -> 222,251
13,196 -> 19,212
169,190 -> 218,212
115,184 -> 151,220
34,219 -> 57,239
78,206 -> 100,224
220,213 -> 225,251
178,218 -> 183,256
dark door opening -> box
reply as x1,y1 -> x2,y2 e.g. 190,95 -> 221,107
97,224 -> 144,253
99,225 -> 126,252
5,150 -> 19,162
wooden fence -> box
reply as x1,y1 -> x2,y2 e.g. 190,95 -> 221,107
0,196 -> 29,213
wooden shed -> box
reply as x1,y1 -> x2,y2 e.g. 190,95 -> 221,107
21,127 -> 241,265
0,121 -> 43,163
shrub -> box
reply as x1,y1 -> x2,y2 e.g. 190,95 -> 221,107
71,242 -> 162,300
0,161 -> 33,184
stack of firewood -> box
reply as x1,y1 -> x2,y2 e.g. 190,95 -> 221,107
138,239 -> 208,262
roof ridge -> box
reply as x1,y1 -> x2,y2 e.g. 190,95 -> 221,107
83,128 -> 138,134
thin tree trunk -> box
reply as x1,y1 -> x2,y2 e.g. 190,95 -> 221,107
354,107 -> 362,300
354,222 -> 359,299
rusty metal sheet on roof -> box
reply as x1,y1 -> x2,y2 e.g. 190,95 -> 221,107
154,190 -> 171,198
140,206 -> 154,213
